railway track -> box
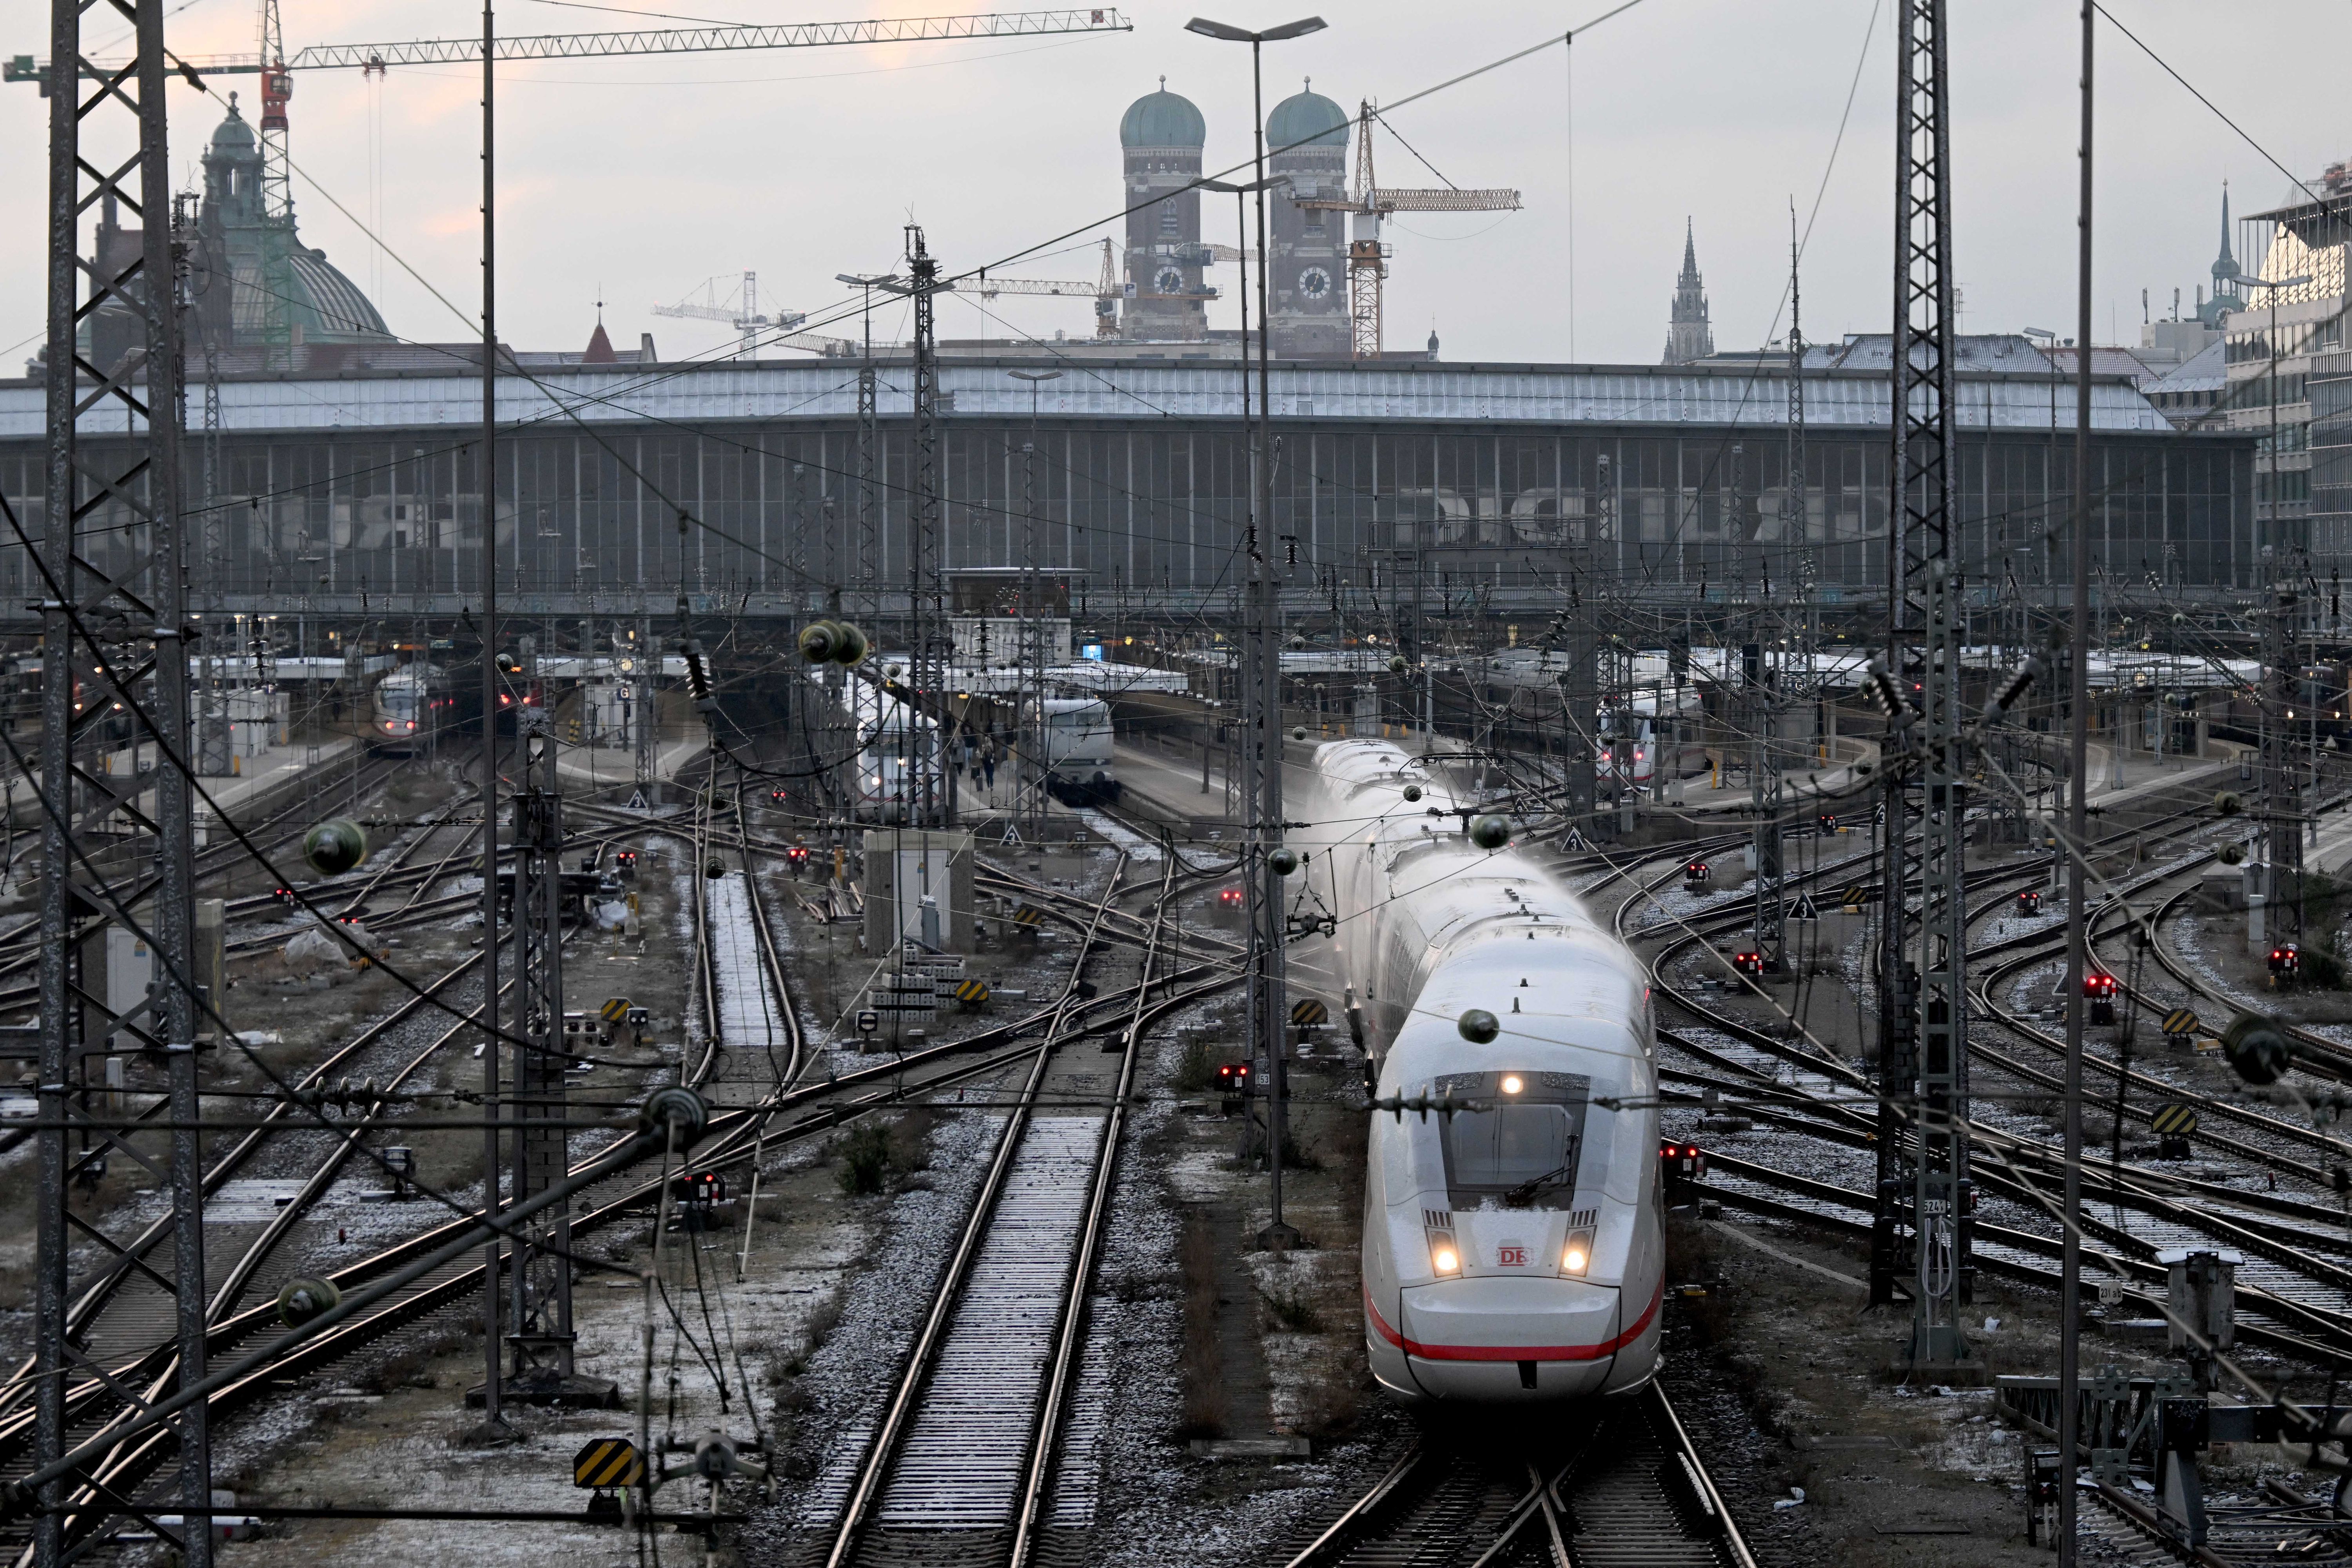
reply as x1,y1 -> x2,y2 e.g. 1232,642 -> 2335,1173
1276,1385 -> 1755,1568
816,853 -> 1201,1568
1,805 -> 1245,1557
0,826 -> 637,1558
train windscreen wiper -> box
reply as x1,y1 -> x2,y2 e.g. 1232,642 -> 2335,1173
1503,1160 -> 1577,1208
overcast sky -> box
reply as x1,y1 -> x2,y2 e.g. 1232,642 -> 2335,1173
0,0 -> 2341,371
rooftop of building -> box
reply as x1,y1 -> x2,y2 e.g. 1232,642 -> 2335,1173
1119,80 -> 1205,148
0,344 -> 2210,441
2145,337 -> 2229,396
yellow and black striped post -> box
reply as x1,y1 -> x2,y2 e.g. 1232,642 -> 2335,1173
573,1437 -> 644,1490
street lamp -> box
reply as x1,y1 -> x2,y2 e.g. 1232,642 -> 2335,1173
1188,13 -> 1325,1253
1008,368 -> 1062,840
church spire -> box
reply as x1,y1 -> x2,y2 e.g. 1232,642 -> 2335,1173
2214,183 -> 2241,284
2197,183 -> 2244,326
1664,217 -> 1714,364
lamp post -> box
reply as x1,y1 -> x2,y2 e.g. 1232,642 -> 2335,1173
1187,13 -> 1325,1250
1009,367 -> 1062,842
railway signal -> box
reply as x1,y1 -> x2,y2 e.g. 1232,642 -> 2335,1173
2269,942 -> 2301,984
787,843 -> 811,877
1660,1143 -> 1706,1205
1732,949 -> 1765,979
615,849 -> 638,879
670,1170 -> 728,1230
1216,1060 -> 1251,1114
1684,860 -> 1711,889
2085,971 -> 2119,1026
2016,890 -> 2041,916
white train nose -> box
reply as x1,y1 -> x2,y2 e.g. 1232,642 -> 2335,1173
1374,1277 -> 1646,1401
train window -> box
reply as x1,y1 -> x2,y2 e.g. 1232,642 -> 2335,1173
1431,1070 -> 1591,1208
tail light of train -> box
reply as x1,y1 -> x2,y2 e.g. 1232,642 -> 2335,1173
1561,1229 -> 1594,1276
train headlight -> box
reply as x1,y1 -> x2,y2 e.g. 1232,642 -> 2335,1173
1500,1074 -> 1524,1095
1562,1230 -> 1594,1276
1425,1228 -> 1461,1277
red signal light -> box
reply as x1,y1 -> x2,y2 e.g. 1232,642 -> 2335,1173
2083,973 -> 2118,998
1218,888 -> 1245,907
1733,949 -> 1764,977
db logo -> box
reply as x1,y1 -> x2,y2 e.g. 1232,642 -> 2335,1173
1496,1245 -> 1528,1268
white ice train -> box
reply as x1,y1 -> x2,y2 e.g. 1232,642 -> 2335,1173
833,674 -> 942,822
1595,713 -> 1656,794
1296,739 -> 1664,1405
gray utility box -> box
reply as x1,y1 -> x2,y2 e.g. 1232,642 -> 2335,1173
862,829 -> 976,955
2196,868 -> 2245,913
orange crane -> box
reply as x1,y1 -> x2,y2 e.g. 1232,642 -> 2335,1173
1298,101 -> 1520,360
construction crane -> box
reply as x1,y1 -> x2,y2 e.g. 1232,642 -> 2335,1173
1298,101 -> 1520,360
5,10 -> 1132,85
964,240 -> 1125,338
10,6 -> 1128,364
652,272 -> 808,357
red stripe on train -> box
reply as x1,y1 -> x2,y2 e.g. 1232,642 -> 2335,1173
1362,1278 -> 1662,1363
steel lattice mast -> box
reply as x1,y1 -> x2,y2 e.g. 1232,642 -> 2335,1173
1873,0 -> 1976,1372
38,0 -> 213,1559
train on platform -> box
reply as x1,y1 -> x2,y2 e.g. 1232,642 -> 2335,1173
1294,739 -> 1664,1406
802,672 -> 944,823
1031,696 -> 1121,807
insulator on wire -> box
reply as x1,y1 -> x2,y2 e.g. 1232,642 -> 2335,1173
1987,654 -> 2045,717
1862,661 -> 1915,725
681,639 -> 717,711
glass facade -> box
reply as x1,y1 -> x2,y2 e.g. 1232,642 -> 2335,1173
0,416 -> 2251,614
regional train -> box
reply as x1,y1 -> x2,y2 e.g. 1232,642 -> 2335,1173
1295,739 -> 1664,1404
1032,696 -> 1121,807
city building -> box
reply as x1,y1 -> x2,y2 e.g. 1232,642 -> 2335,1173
1118,81 -> 1212,344
2231,171 -> 2350,558
1662,220 -> 1714,365
1265,82 -> 1352,360
81,96 -> 394,377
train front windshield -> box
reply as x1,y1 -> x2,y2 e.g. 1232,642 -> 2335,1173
1432,1071 -> 1592,1208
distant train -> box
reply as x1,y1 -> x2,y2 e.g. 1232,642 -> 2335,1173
1594,713 -> 1657,794
1295,739 -> 1664,1406
1031,697 -> 1121,807
811,673 -> 943,822
368,659 -> 543,753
